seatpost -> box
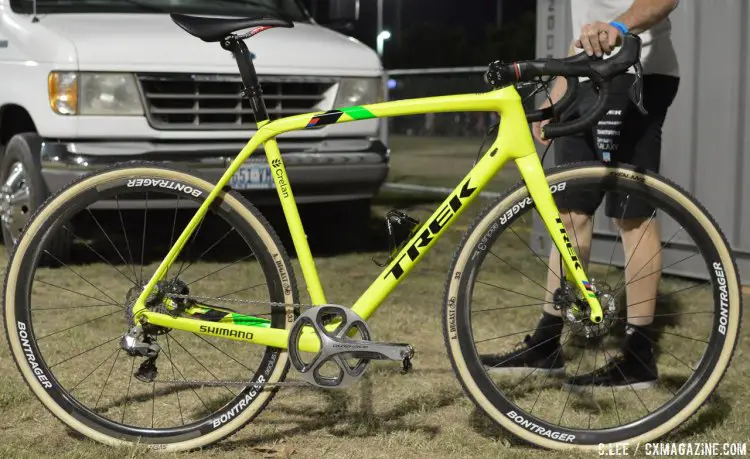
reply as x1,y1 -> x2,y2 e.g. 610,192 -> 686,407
221,35 -> 269,124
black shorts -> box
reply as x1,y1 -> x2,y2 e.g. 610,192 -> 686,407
554,73 -> 680,219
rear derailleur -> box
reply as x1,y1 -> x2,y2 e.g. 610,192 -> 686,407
120,326 -> 162,383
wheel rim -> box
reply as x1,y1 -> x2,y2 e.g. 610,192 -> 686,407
1,161 -> 32,243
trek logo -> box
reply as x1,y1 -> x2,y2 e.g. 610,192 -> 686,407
199,325 -> 254,341
555,217 -> 582,271
271,159 -> 281,168
385,178 -> 477,280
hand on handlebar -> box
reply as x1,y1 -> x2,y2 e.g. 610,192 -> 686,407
575,21 -> 624,57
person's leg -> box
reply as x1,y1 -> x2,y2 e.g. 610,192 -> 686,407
564,74 -> 680,390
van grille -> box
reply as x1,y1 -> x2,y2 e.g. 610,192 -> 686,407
137,74 -> 336,130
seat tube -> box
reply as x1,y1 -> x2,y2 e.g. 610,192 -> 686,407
222,36 -> 269,123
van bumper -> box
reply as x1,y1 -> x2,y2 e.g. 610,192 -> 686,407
39,137 -> 389,205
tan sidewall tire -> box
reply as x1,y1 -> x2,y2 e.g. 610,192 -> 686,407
4,166 -> 297,452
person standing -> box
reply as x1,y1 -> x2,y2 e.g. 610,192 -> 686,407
481,0 -> 681,390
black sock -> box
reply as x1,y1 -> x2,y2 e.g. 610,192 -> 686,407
623,324 -> 655,360
530,312 -> 564,350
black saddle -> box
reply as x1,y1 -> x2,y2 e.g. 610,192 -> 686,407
170,13 -> 293,42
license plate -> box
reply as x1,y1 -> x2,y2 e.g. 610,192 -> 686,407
230,163 -> 274,190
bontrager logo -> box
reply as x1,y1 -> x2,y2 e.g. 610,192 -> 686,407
271,159 -> 281,168
385,178 -> 477,279
127,179 -> 202,197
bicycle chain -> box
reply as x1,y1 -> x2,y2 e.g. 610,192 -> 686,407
151,293 -> 320,388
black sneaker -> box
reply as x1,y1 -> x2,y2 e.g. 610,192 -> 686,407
562,353 -> 658,392
480,335 -> 565,376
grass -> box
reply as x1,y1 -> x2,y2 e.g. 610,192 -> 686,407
0,135 -> 747,459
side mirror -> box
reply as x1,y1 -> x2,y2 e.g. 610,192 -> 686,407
326,0 -> 359,29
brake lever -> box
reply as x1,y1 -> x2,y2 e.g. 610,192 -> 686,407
629,60 -> 648,115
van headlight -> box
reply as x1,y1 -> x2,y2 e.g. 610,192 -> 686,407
334,77 -> 383,107
49,72 -> 144,115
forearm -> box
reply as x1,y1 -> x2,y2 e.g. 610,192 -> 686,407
615,0 -> 679,34
541,40 -> 577,107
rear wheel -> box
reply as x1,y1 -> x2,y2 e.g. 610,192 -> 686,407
444,163 -> 741,449
3,162 -> 298,451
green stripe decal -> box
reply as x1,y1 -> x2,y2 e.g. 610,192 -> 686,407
340,106 -> 375,120
230,313 -> 271,328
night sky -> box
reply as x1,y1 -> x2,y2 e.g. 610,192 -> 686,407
303,0 -> 536,56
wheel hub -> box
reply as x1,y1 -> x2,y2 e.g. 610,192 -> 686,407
0,162 -> 32,243
554,279 -> 618,338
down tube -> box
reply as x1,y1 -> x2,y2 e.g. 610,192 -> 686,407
350,147 -> 511,320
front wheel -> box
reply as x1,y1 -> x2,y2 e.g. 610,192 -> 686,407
443,163 -> 741,449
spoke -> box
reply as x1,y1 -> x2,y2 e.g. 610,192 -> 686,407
121,356 -> 136,424
165,194 -> 181,281
625,311 -> 714,320
475,280 -> 547,303
587,342 -> 599,429
174,216 -> 208,279
473,302 -> 548,314
33,302 -> 122,311
558,337 -> 587,426
619,225 -> 685,289
162,335 -> 211,412
49,335 -> 121,369
508,224 -> 560,281
529,331 -> 573,415
599,339 -> 621,426
81,208 -> 138,285
35,278 -> 120,306
600,346 -> 650,416
116,196 -> 139,283
603,194 -> 632,286
169,335 -> 237,397
40,250 -> 122,307
482,330 -> 562,363
165,335 -> 185,426
69,348 -> 120,393
624,282 -> 710,310
186,253 -> 256,286
217,282 -> 266,299
628,325 -> 698,372
177,227 -> 238,278
487,250 -> 555,296
650,328 -> 709,344
95,348 -> 121,410
38,309 -> 123,340
191,333 -> 254,372
140,191 -> 149,282
151,380 -> 156,429
615,251 -> 700,295
610,210 -> 657,292
627,348 -> 673,396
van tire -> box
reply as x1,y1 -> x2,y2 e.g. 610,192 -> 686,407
0,133 -> 71,260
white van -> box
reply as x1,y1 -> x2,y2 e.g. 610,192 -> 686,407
0,0 -> 388,252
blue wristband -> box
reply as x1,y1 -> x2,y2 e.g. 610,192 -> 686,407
609,21 -> 629,35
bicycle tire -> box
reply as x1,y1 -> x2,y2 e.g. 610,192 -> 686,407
443,162 -> 742,450
3,162 -> 299,452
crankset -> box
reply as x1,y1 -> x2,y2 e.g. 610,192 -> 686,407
287,305 -> 415,389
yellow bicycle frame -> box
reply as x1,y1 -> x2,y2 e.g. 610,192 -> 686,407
131,85 -> 603,353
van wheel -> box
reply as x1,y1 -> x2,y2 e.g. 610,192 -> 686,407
0,133 -> 71,260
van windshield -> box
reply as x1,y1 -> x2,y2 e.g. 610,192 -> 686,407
9,0 -> 310,22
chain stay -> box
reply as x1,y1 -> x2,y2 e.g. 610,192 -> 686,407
153,293 -> 315,388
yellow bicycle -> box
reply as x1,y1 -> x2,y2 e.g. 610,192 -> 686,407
3,14 -> 741,452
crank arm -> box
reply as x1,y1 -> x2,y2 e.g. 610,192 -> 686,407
336,341 -> 415,362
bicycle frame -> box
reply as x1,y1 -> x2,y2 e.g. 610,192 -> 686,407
131,85 -> 604,353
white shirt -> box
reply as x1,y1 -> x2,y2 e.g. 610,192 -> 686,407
570,0 -> 680,77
